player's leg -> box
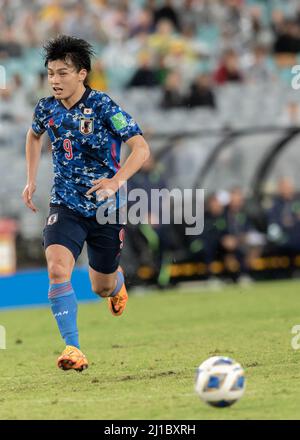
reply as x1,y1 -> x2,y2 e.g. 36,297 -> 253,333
46,244 -> 88,371
46,244 -> 78,348
89,265 -> 128,316
43,206 -> 88,370
87,224 -> 128,316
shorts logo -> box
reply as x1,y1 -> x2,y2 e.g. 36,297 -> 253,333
80,118 -> 94,135
47,213 -> 58,226
119,228 -> 125,249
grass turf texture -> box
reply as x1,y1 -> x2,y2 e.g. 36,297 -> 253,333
0,280 -> 300,420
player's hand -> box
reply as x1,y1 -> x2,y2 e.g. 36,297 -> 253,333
86,178 -> 119,201
22,182 -> 38,212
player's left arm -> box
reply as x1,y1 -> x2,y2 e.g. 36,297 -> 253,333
86,134 -> 150,199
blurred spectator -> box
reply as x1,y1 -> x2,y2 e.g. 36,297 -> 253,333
155,54 -> 170,85
127,154 -> 173,287
10,73 -> 28,109
161,31 -> 200,87
221,187 -> 254,276
153,0 -> 180,32
202,194 -> 227,266
129,7 -> 154,38
246,46 -> 275,83
266,177 -> 300,255
273,19 -> 300,54
127,52 -> 159,88
64,2 -> 97,41
160,70 -> 184,109
214,49 -> 243,85
177,0 -> 201,34
0,88 -> 14,121
30,71 -> 49,104
39,0 -> 65,23
184,73 -> 216,109
88,60 -> 108,92
100,2 -> 130,41
279,101 -> 300,126
248,5 -> 264,41
0,26 -> 23,57
147,18 -> 176,56
0,85 -> 27,124
188,193 -> 227,267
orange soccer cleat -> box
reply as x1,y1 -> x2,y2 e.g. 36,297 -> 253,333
108,280 -> 128,317
57,345 -> 88,372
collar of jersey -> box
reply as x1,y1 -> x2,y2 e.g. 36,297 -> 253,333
57,86 -> 91,111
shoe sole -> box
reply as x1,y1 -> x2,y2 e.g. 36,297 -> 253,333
58,358 -> 88,372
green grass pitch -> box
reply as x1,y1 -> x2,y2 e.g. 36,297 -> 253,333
0,280 -> 300,420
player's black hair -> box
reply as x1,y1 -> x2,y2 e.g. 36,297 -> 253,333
43,35 -> 95,82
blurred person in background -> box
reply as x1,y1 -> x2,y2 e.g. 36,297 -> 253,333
129,6 -> 154,38
100,1 -> 130,41
88,59 -> 108,92
147,18 -> 177,57
127,52 -> 159,88
279,101 -> 300,127
273,19 -> 300,54
153,0 -> 180,32
27,71 -> 49,106
37,0 -> 65,40
203,193 -> 227,269
246,45 -> 275,83
214,49 -> 244,85
64,2 -> 96,41
9,73 -> 31,120
162,33 -> 200,87
0,79 -> 28,125
160,70 -> 184,109
127,154 -> 173,288
177,0 -> 201,34
0,25 -> 23,57
221,187 -> 255,279
184,72 -> 216,109
188,193 -> 227,274
39,0 -> 66,24
266,177 -> 300,256
247,4 -> 265,44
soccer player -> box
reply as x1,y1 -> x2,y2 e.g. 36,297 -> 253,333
22,35 -> 150,371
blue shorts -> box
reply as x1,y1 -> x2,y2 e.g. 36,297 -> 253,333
43,205 -> 125,274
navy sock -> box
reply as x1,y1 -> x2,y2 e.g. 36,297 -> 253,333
110,270 -> 124,297
48,282 -> 79,349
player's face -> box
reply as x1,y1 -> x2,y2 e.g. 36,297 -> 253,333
47,59 -> 87,100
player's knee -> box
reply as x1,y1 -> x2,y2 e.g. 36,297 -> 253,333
91,281 -> 115,298
48,262 -> 70,283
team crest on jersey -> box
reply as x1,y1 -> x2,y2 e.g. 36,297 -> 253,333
80,118 -> 94,135
47,213 -> 58,226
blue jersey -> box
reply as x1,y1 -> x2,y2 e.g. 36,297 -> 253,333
32,87 -> 142,217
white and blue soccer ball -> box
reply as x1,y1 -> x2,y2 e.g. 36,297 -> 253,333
195,356 -> 245,408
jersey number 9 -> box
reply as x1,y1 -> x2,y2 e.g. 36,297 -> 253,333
63,139 -> 73,160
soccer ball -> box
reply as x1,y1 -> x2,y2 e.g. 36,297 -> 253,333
195,356 -> 245,408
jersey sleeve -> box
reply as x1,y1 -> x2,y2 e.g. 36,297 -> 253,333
100,93 -> 143,142
31,99 -> 47,135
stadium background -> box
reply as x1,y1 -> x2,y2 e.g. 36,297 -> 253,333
0,0 -> 300,306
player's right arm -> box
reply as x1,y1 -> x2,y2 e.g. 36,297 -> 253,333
22,128 -> 43,213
